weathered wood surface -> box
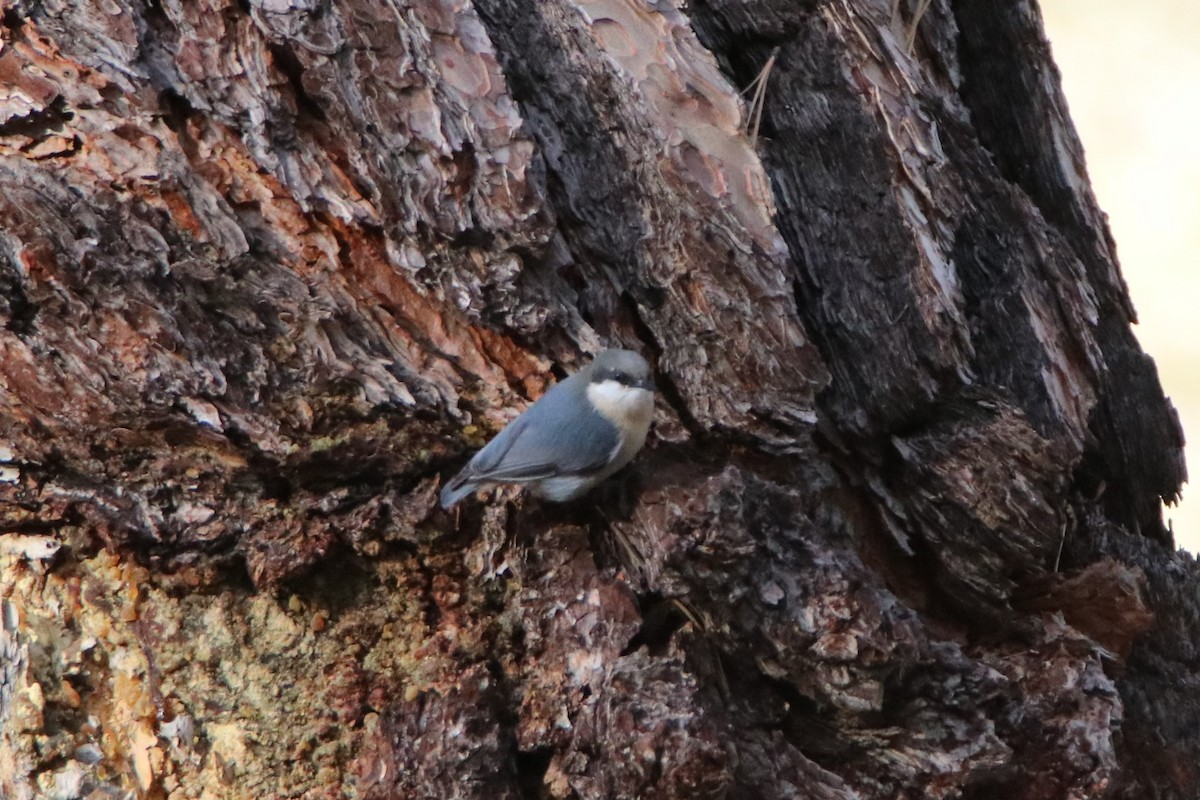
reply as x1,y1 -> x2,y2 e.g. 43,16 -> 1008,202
0,0 -> 1190,798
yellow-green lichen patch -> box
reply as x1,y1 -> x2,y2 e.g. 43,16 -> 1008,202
1,538 -> 505,799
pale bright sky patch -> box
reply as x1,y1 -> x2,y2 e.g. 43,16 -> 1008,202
1041,0 -> 1199,549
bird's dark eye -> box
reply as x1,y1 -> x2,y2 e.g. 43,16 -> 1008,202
613,371 -> 631,385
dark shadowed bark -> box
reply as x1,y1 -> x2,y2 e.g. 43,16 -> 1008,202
0,0 -> 1192,798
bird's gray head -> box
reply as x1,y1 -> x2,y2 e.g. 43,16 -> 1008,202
585,349 -> 654,391
583,349 -> 655,432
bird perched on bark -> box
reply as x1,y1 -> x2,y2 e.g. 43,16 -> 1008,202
440,349 -> 655,508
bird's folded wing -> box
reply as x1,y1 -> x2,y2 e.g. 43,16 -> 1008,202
467,401 -> 618,482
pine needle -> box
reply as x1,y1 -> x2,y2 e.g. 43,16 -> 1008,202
742,47 -> 781,145
906,0 -> 932,53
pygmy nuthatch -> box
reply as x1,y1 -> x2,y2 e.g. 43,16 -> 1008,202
440,349 -> 655,508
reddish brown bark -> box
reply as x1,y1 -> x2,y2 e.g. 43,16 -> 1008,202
0,1 -> 1190,798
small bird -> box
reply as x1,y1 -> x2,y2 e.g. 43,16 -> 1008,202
440,349 -> 655,508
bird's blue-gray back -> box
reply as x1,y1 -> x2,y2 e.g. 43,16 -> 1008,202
466,374 -> 619,481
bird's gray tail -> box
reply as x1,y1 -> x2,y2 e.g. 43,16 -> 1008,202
439,474 -> 476,508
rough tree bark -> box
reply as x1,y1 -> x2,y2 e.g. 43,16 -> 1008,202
0,0 -> 1191,798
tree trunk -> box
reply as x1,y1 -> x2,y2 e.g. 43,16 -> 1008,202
0,0 -> 1191,798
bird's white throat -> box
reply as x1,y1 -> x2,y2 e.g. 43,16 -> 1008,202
586,380 -> 654,430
